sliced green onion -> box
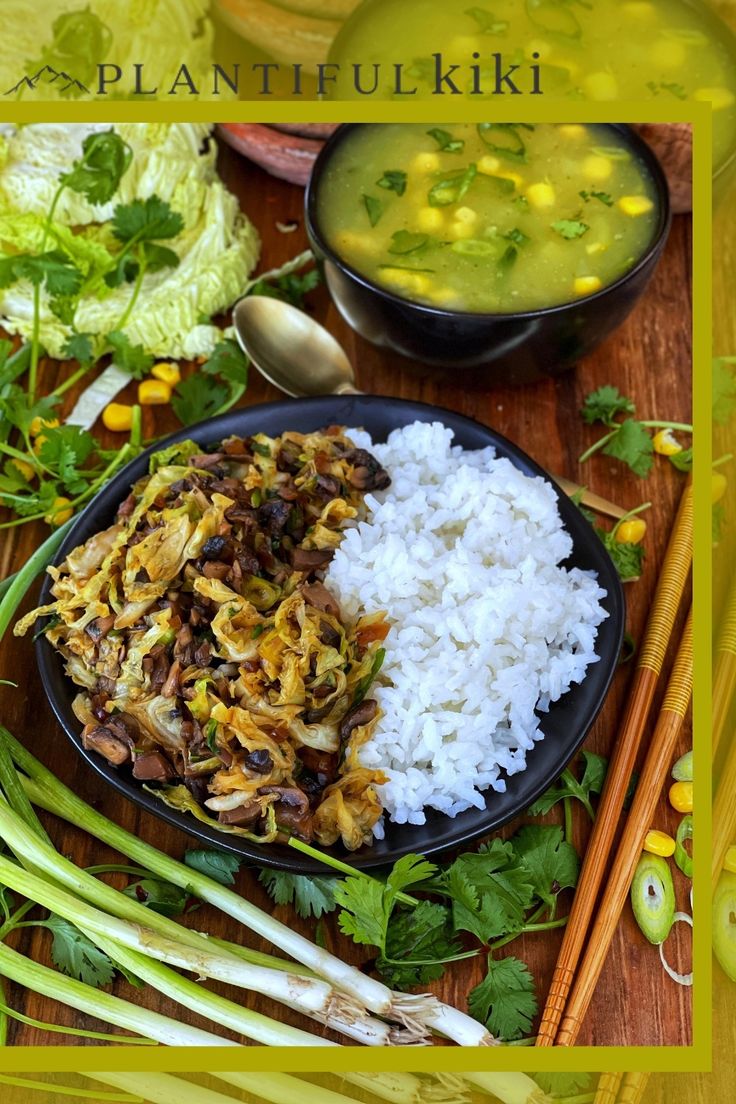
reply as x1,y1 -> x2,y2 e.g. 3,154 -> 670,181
675,815 -> 693,878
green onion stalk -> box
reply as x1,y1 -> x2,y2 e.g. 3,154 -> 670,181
0,821 -> 364,1026
214,1073 -> 420,1104
0,739 -> 473,1041
0,940 -> 229,1047
0,1076 -> 142,1102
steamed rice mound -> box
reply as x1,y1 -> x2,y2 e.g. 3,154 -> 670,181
325,421 -> 608,830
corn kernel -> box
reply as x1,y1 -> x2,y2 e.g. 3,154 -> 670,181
415,206 -> 445,232
526,38 -> 553,61
694,87 -> 735,112
44,496 -> 73,527
380,270 -> 431,296
526,182 -> 556,209
586,242 -> 607,256
412,151 -> 440,173
29,416 -> 59,437
454,206 -> 478,225
724,845 -> 736,875
335,230 -> 381,256
151,362 -> 181,387
583,155 -> 613,182
450,35 -> 480,55
643,830 -> 676,858
583,71 -> 619,101
669,781 -> 693,814
713,471 -> 728,503
448,220 -> 476,240
619,195 -> 655,217
615,518 -> 647,545
138,379 -> 172,406
9,457 -> 35,482
558,125 -> 587,141
478,155 -> 501,175
573,275 -> 603,297
653,428 -> 683,456
102,402 -> 134,432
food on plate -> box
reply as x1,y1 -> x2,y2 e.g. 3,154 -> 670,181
17,430 -> 391,851
21,420 -> 608,849
315,123 -> 660,313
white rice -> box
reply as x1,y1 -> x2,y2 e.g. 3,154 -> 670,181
325,421 -> 608,831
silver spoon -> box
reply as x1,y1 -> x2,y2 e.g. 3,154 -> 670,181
233,295 -> 625,521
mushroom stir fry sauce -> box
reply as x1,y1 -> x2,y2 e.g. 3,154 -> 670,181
16,429 -> 393,852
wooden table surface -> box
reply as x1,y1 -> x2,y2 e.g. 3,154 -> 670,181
0,140 -> 692,1048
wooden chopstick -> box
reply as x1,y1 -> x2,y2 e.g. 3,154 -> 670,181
536,480 -> 693,1046
555,609 -> 692,1046
712,571 -> 736,760
617,1074 -> 651,1104
551,474 -> 628,521
595,1073 -> 624,1103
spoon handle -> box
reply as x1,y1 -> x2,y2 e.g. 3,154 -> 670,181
333,382 -> 363,395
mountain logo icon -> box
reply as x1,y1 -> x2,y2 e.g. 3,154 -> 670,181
3,65 -> 90,96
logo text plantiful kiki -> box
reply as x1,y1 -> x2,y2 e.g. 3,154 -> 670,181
91,55 -> 545,97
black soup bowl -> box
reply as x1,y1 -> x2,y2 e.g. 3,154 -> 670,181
37,397 -> 625,872
305,124 -> 672,385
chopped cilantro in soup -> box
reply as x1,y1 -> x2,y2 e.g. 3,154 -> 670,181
317,123 -> 660,314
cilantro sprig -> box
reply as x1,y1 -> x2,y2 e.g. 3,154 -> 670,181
579,386 -> 692,477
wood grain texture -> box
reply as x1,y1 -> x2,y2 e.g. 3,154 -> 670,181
0,141 -> 692,1047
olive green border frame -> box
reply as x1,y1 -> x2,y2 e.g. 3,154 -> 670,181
0,97 -> 711,1074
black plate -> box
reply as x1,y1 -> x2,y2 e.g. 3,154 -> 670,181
36,396 -> 625,872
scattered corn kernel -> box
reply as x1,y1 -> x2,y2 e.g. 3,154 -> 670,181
586,241 -> 607,256
526,182 -> 556,209
335,230 -> 381,256
644,830 -> 676,858
558,125 -> 587,141
478,154 -> 501,175
526,38 -> 553,61
412,151 -> 440,173
9,457 -> 35,482
669,781 -> 693,814
694,87 -> 735,111
615,517 -> 647,544
138,379 -> 172,406
454,206 -> 478,226
712,470 -> 728,503
415,206 -> 445,232
583,155 -> 613,182
583,71 -> 619,101
448,220 -> 476,240
573,275 -> 603,297
45,496 -> 73,527
102,402 -> 134,432
29,416 -> 59,437
724,846 -> 736,875
381,270 -> 431,295
151,362 -> 181,387
653,428 -> 683,456
619,195 -> 655,217
651,38 -> 687,69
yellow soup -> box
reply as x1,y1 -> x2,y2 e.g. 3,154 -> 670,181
317,123 -> 661,314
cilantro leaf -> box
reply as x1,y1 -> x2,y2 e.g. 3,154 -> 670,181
185,848 -> 242,887
112,196 -> 184,244
388,230 -> 429,255
44,915 -> 115,988
36,425 -> 96,495
363,194 -> 384,227
0,252 -> 83,297
376,170 -> 407,195
440,840 -> 534,942
602,418 -> 654,477
579,189 -> 613,207
536,1073 -> 594,1096
468,955 -> 537,1040
259,870 -> 339,920
172,373 -> 229,427
60,129 -> 133,205
247,267 -> 320,309
201,338 -> 249,386
378,900 -> 459,990
465,7 -> 509,34
426,128 -> 465,153
510,825 -> 579,910
504,227 -> 529,245
336,876 -> 388,948
528,750 -> 607,818
123,878 -> 190,918
582,385 -> 636,426
106,330 -> 154,379
598,527 -> 645,581
551,219 -> 589,240
62,332 -> 95,367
